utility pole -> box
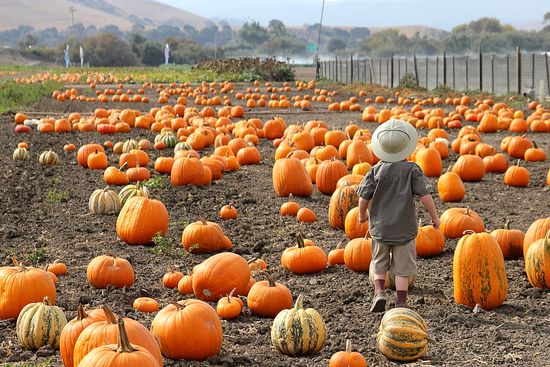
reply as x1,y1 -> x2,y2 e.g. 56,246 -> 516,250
315,0 -> 326,80
69,6 -> 76,27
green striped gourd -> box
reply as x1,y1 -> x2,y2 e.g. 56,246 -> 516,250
122,139 -> 139,154
89,187 -> 122,215
118,182 -> 150,206
525,231 -> 550,288
271,294 -> 325,356
155,131 -> 178,148
376,307 -> 428,362
13,147 -> 29,161
174,141 -> 192,153
328,183 -> 358,229
38,150 -> 59,165
16,296 -> 67,350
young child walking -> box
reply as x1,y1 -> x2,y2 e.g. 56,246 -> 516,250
357,119 -> 440,312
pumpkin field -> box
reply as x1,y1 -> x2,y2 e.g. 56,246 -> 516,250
1,71 -> 549,367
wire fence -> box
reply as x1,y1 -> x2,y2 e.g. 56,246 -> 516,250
319,49 -> 550,97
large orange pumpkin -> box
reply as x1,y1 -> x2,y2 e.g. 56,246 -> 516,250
439,207 -> 485,239
523,217 -> 550,258
453,231 -> 508,310
116,196 -> 169,245
328,183 -> 359,230
192,252 -> 251,301
150,299 -> 222,361
181,220 -> 232,253
272,156 -> 313,197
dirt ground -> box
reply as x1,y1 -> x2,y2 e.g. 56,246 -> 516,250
0,83 -> 549,367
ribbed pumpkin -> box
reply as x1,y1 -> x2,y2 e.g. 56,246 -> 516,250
376,307 -> 428,362
16,296 -> 67,350
116,196 -> 169,245
272,156 -> 313,197
503,160 -> 530,187
104,164 -> 129,186
523,217 -> 550,258
86,254 -> 135,289
73,306 -> 162,367
151,299 -> 223,361
133,297 -> 160,313
118,182 -> 150,206
216,288 -> 243,320
316,158 -> 349,195
60,305 -> 106,367
181,219 -> 232,253
451,154 -> 485,182
170,157 -> 205,186
247,273 -> 293,318
192,252 -> 251,302
0,258 -> 56,320
437,169 -> 465,202
77,318 -> 160,367
525,231 -> 550,288
327,243 -> 345,266
280,234 -> 327,274
271,294 -> 326,356
39,150 -> 60,165
490,221 -> 525,260
344,207 -> 369,239
77,143 -> 104,168
13,147 -> 29,161
439,207 -> 485,239
344,237 -> 372,272
453,231 -> 508,310
415,145 -> 442,177
328,183 -> 358,229
416,223 -> 445,257
329,339 -> 367,367
89,187 -> 121,215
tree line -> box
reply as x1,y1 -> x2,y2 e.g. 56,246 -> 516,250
3,15 -> 549,67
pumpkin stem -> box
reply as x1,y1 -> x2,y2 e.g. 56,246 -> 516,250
504,220 -> 510,230
418,219 -> 422,227
169,301 -> 185,310
116,318 -> 137,353
76,304 -> 88,321
462,229 -> 475,236
119,162 -> 128,171
227,287 -> 237,302
263,272 -> 276,287
294,294 -> 304,309
295,232 -> 306,248
345,339 -> 352,353
42,296 -> 52,306
100,305 -> 117,324
11,256 -> 19,266
516,159 -> 521,167
465,206 -> 470,215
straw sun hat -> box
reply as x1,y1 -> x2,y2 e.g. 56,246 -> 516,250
370,119 -> 419,163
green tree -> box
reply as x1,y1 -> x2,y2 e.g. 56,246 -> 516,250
18,33 -> 38,49
239,21 -> 269,46
82,33 -> 139,66
467,17 -> 504,33
268,19 -> 286,37
544,12 -> 550,22
257,36 -> 305,56
327,37 -> 346,53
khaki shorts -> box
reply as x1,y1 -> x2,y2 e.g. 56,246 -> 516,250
371,239 -> 417,277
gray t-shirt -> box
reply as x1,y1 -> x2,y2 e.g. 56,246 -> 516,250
356,161 -> 430,244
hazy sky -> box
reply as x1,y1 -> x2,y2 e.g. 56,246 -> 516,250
159,0 -> 548,30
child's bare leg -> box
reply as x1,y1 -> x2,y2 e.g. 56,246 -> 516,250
395,276 -> 409,307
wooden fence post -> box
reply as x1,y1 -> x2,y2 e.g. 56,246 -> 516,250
506,53 -> 510,94
379,58 -> 382,84
413,49 -> 419,86
546,52 -> 550,97
452,55 -> 456,90
425,57 -> 428,88
517,47 -> 521,95
397,57 -> 401,83
531,52 -> 536,89
491,53 -> 495,94
466,56 -> 469,90
350,54 -> 354,84
479,47 -> 483,91
390,54 -> 394,88
369,57 -> 374,84
435,56 -> 439,88
443,51 -> 447,87
335,55 -> 338,83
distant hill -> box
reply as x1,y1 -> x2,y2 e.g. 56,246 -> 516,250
0,0 -> 213,31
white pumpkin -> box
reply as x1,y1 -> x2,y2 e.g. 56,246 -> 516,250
89,187 -> 122,214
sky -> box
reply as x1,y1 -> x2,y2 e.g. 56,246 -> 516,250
159,0 -> 548,31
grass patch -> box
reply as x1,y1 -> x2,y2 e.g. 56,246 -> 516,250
143,176 -> 164,189
45,190 -> 68,203
0,80 -> 62,113
150,233 -> 187,258
28,248 -> 47,265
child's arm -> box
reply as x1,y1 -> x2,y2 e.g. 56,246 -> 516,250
419,194 -> 440,229
359,197 -> 370,223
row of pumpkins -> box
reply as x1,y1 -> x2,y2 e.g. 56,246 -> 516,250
0,248 -> 431,366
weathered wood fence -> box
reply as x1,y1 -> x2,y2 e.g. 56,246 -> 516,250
319,48 -> 550,96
